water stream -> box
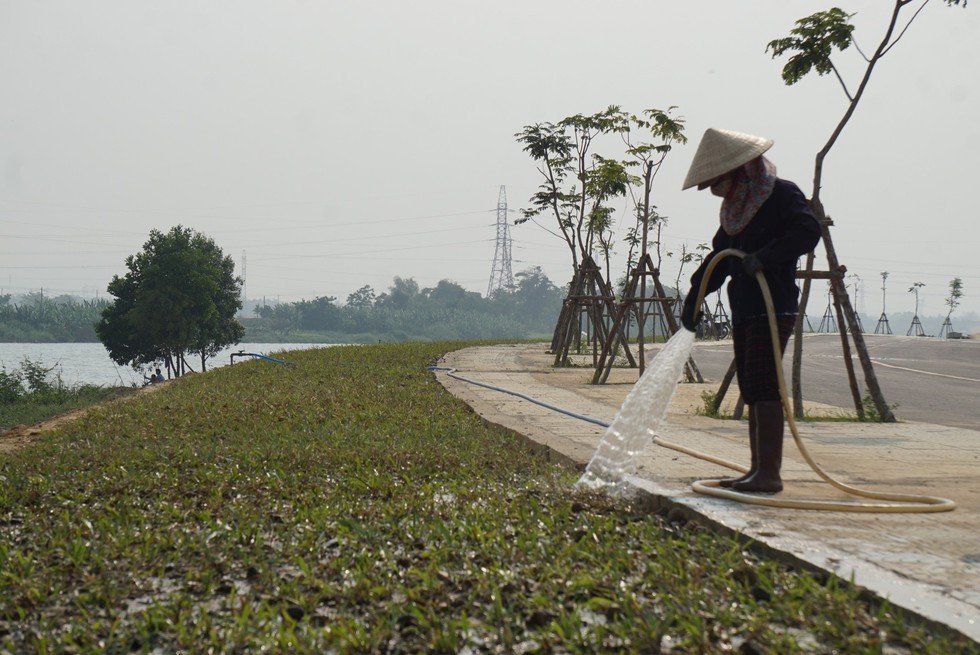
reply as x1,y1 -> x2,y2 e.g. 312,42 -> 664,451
576,329 -> 696,491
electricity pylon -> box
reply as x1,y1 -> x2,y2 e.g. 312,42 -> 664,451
487,185 -> 514,297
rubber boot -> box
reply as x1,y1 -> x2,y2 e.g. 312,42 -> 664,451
719,405 -> 757,488
732,400 -> 784,493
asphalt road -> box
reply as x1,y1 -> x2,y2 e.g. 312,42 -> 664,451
689,333 -> 980,431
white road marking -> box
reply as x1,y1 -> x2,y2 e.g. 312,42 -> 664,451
873,360 -> 980,383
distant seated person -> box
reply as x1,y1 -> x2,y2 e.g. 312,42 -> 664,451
146,367 -> 165,384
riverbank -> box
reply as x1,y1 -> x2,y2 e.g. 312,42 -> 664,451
1,342 -> 974,652
0,342 -> 331,389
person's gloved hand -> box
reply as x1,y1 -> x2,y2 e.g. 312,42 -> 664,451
742,252 -> 764,276
680,294 -> 698,332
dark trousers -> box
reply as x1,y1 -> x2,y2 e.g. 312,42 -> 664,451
732,315 -> 796,404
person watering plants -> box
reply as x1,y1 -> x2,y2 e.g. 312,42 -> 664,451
679,128 -> 821,493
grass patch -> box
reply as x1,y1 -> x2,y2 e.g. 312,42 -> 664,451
694,390 -> 732,420
1,384 -> 137,430
693,390 -> 903,425
1,358 -> 138,431
0,342 -> 974,653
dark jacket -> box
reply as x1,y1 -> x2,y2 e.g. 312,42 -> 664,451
687,178 -> 821,325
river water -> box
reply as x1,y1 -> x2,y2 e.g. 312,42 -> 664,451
0,343 -> 331,388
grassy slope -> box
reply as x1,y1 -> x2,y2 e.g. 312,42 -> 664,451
0,342 -> 975,653
1,386 -> 139,432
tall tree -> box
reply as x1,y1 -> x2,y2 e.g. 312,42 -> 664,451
516,106 -> 684,283
346,285 -> 377,309
376,276 -> 420,310
767,1 -> 966,216
767,0 -> 967,420
944,277 -> 964,321
422,280 -> 482,311
909,281 -> 925,316
97,226 -> 244,375
620,108 -> 686,274
510,266 -> 563,324
515,106 -> 632,275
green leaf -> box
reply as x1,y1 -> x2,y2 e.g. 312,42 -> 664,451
767,8 -> 855,85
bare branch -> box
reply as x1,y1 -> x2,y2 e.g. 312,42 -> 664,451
851,35 -> 871,62
829,61 -> 854,101
882,0 -> 932,57
812,2 -> 905,206
527,216 -> 564,241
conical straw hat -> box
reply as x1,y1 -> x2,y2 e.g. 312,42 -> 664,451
682,128 -> 774,190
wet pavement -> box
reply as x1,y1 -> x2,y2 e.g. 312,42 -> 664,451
434,342 -> 980,643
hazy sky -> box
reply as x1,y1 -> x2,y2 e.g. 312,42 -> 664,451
2,1 -> 978,318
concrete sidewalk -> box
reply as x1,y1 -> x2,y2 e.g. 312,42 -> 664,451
434,343 -> 980,643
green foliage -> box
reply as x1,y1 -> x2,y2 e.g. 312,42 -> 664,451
246,269 -> 565,342
0,367 -> 22,404
694,390 -> 729,419
0,343 -> 971,653
671,242 -> 710,296
0,358 -> 135,430
515,105 -> 685,278
696,389 -> 891,424
345,284 -> 376,309
860,392 -> 899,423
767,8 -> 855,86
96,225 -> 245,372
17,358 -> 61,400
0,295 -> 108,342
946,277 -> 964,315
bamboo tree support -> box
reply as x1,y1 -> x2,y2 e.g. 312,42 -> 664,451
591,254 -> 703,384
938,316 -> 954,340
551,256 -> 636,368
792,216 -> 894,422
550,272 -> 579,354
551,268 -> 594,355
907,315 -> 925,337
874,313 -> 893,335
828,272 -> 865,419
793,252 -> 817,418
817,286 -> 837,333
802,311 -> 814,333
710,292 -> 732,339
711,360 -> 742,419
591,254 -> 663,382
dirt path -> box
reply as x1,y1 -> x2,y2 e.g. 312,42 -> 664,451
0,382 -> 169,455
0,408 -> 92,454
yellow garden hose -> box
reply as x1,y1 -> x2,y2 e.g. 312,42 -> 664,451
667,248 -> 956,513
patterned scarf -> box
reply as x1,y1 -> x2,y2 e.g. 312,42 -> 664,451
720,156 -> 777,236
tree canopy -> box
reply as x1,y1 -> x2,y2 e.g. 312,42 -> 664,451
96,226 -> 244,374
514,105 -> 685,282
945,277 -> 964,318
243,269 -> 566,343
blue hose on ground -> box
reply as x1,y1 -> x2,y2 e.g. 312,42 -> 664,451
426,366 -> 611,428
234,352 -> 297,367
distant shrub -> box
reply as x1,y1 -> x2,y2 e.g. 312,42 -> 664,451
0,367 -> 22,403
